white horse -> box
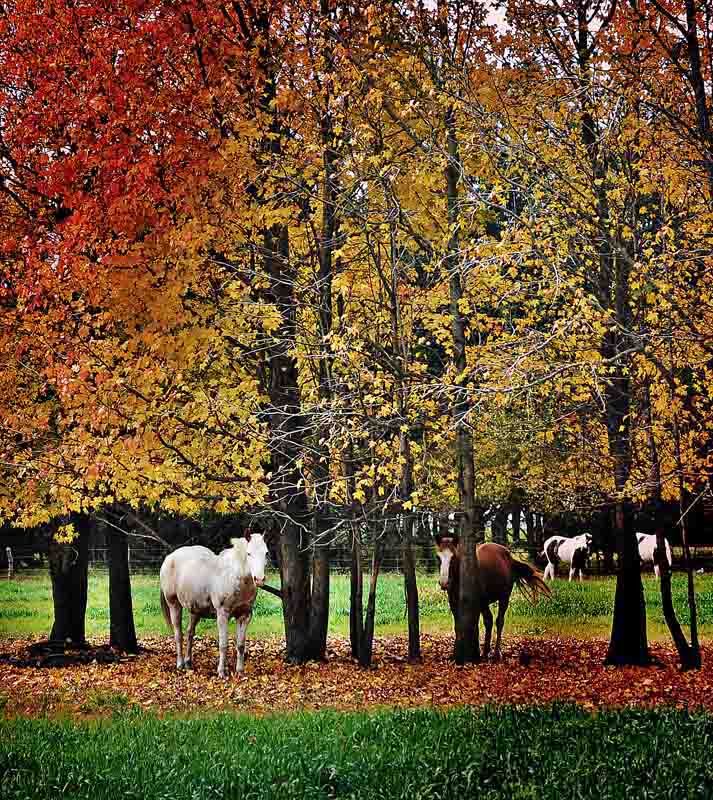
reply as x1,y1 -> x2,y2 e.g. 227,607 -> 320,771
159,534 -> 268,678
637,533 -> 672,577
542,533 -> 592,582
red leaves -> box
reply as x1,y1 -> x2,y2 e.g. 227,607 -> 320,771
1,634 -> 710,718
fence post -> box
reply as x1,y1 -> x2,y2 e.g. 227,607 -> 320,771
6,547 -> 13,579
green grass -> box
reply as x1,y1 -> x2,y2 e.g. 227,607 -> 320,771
3,705 -> 713,799
0,569 -> 710,642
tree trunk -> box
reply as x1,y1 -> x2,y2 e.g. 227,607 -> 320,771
525,510 -> 536,549
398,429 -> 420,662
308,535 -> 330,661
402,512 -> 421,663
643,383 -> 694,667
534,514 -> 544,550
491,505 -> 509,545
49,513 -> 90,646
279,521 -> 312,664
358,539 -> 383,668
109,530 -> 138,653
306,4 -> 341,660
444,99 -> 482,665
253,12 -> 317,665
606,503 -> 649,665
672,412 -> 701,667
511,505 -> 522,545
683,0 -> 713,196
263,218 -> 314,663
349,524 -> 364,659
655,524 -> 698,669
570,7 -> 647,666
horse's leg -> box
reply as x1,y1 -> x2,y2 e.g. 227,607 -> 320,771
169,603 -> 184,670
494,594 -> 510,660
544,562 -> 553,581
568,564 -> 575,582
578,568 -> 583,583
481,605 -> 493,659
185,612 -> 199,669
235,613 -> 252,674
654,563 -> 660,578
216,607 -> 230,679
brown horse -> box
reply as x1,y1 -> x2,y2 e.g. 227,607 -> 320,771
435,536 -> 551,659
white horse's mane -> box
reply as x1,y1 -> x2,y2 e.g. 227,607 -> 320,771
230,537 -> 249,569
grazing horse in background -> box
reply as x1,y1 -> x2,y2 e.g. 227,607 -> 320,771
542,533 -> 592,582
159,534 -> 268,678
637,532 -> 672,577
435,537 -> 551,660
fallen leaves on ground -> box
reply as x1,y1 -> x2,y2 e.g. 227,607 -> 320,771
0,635 -> 710,719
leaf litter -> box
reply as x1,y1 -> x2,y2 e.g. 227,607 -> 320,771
0,635 -> 711,719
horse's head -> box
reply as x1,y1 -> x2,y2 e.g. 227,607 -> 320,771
583,532 -> 593,553
435,534 -> 459,591
244,531 -> 268,587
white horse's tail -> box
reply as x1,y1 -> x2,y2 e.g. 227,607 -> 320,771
160,589 -> 172,629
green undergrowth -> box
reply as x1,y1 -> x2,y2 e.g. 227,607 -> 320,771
2,705 -> 713,799
1,570 -> 710,642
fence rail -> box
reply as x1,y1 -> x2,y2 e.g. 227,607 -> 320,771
6,542 -> 713,580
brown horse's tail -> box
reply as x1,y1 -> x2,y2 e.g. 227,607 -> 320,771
511,558 -> 553,605
160,589 -> 172,629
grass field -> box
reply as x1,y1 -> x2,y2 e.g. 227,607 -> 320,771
3,704 -> 713,799
0,569 -> 710,642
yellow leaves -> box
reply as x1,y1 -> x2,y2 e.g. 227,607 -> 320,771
55,523 -> 78,544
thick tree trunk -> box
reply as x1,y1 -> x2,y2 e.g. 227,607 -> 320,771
255,13 -> 318,665
570,9 -> 647,665
606,504 -> 649,665
443,101 -> 481,665
49,513 -> 90,646
109,531 -> 138,653
262,217 -> 316,664
279,521 -> 312,664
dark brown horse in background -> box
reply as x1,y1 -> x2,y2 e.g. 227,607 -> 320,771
435,536 -> 551,659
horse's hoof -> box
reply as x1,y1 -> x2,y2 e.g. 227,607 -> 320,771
184,660 -> 193,670
176,663 -> 186,671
